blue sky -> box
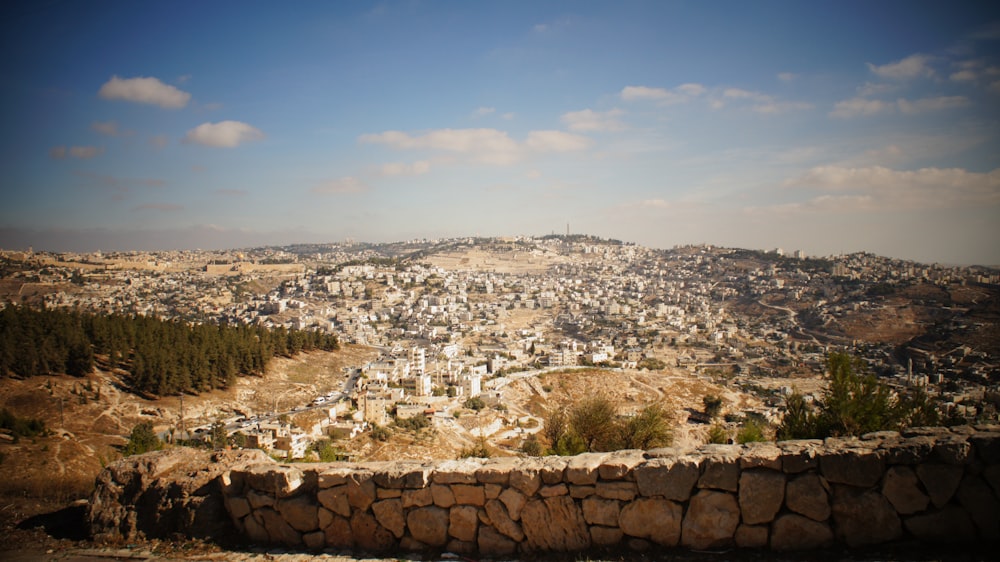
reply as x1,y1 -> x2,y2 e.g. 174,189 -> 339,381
1,1 -> 998,265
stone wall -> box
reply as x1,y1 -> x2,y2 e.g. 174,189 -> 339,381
87,426 -> 1000,554
214,426 -> 1000,555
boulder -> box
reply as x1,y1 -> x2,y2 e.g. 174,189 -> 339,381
406,506 -> 450,547
276,494 -> 319,533
322,512 -> 353,548
681,490 -> 739,550
881,465 -> 929,515
521,496 -> 591,551
820,446 -> 884,487
738,469 -> 785,525
448,505 -> 479,542
770,514 -> 833,550
581,497 -> 620,527
618,497 -> 682,546
350,510 -> 396,552
831,486 -> 902,547
916,463 -> 964,508
478,525 -> 518,556
634,456 -> 699,501
498,487 -> 526,520
734,524 -> 769,548
785,473 -> 830,521
957,474 -> 1000,539
371,498 -> 405,539
697,446 -> 740,492
485,498 -> 525,541
904,506 -> 977,542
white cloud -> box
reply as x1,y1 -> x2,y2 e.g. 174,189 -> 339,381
474,106 -> 495,117
182,121 -> 264,148
950,69 -> 977,82
896,95 -> 970,114
867,54 -> 934,80
533,23 -> 549,33
753,100 -> 813,114
311,177 -> 368,195
830,97 -> 894,118
380,160 -> 431,176
360,127 -> 589,165
778,72 -> 797,82
524,130 -> 593,152
561,108 -> 626,132
719,88 -> 811,114
723,88 -> 756,99
783,165 -> 1000,211
856,82 -> 897,97
91,120 -> 130,136
98,75 -> 191,109
502,112 -> 515,120
620,83 -> 705,104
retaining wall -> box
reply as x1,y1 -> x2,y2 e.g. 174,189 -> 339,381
218,425 -> 1000,555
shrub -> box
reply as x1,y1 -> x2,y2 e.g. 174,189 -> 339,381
370,423 -> 391,442
707,424 -> 729,444
464,396 -> 486,411
122,421 -> 163,457
778,352 -> 941,440
520,435 -> 543,456
703,395 -> 724,419
736,419 -> 767,444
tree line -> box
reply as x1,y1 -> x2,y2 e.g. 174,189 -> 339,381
0,304 -> 338,396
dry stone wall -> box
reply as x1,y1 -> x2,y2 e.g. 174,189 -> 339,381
215,426 -> 1000,555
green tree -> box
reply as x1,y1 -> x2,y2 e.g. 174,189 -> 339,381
569,395 -> 618,452
778,352 -> 940,440
122,421 -> 163,456
616,404 -> 673,449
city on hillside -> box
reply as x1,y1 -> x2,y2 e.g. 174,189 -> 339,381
2,235 -> 998,459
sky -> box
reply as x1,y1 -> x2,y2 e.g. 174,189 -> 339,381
1,1 -> 999,265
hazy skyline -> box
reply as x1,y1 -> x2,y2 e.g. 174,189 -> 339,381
1,1 -> 999,265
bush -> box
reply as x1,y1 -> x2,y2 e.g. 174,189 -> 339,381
544,397 -> 673,454
703,395 -> 724,418
122,421 -> 163,457
394,415 -> 430,431
464,396 -> 486,411
459,436 -> 492,458
736,419 -> 767,444
0,408 -> 47,438
617,404 -> 673,449
520,435 -> 543,456
707,424 -> 729,444
778,352 -> 940,440
370,423 -> 391,442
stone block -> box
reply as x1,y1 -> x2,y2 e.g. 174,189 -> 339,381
881,435 -> 934,464
317,485 -> 351,517
738,469 -> 785,525
302,530 -> 325,550
785,473 -> 830,522
820,447 -> 884,487
243,510 -> 269,544
478,525 -> 518,556
591,525 -> 624,546
581,497 -> 620,527
881,465 -> 929,515
570,485 -> 595,499
539,457 -> 568,484
904,506 -> 977,542
933,434 -> 972,465
957,474 -> 1000,539
371,498 -> 404,539
373,461 -> 432,489
431,483 -> 456,508
831,485 -> 902,547
521,496 -> 591,551
778,440 -> 823,473
596,480 -> 638,501
276,494 -> 319,533
734,524 -> 769,548
258,506 -> 303,546
244,465 -> 305,498
476,457 -> 517,485
539,483 -> 569,497
566,452 -> 606,485
376,488 -> 401,499
485,483 -> 502,499
598,450 -> 645,480
509,461 -> 542,496
402,487 -> 433,508
350,510 -> 396,552
344,474 -> 377,511
406,506 -> 450,547
445,538 -> 476,556
681,489 -> 739,550
448,505 -> 479,542
916,463 -> 963,508
770,513 -> 833,550
698,448 -> 740,492
317,466 -> 354,489
634,456 -> 699,501
247,489 -> 274,510
451,484 -> 486,506
969,432 -> 1000,465
739,442 -> 782,470
485,498 -> 525,541
499,487 -> 527,520
322,512 -> 353,548
225,496 -> 250,520
432,459 -> 481,485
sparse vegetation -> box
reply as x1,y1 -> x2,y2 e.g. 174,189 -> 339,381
703,394 -> 724,418
707,424 -> 729,444
0,408 -> 47,439
464,396 -> 486,411
544,395 -> 673,454
736,419 -> 767,444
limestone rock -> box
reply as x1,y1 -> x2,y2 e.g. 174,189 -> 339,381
596,481 -> 638,501
258,506 -> 302,546
372,461 -> 432,489
581,497 -> 620,527
681,489 -> 739,550
350,510 -> 396,552
322,513 -> 353,548
697,446 -> 740,492
820,447 -> 884,487
734,524 -> 769,548
451,484 -> 486,506
566,452 -> 606,485
933,434 -> 971,464
478,525 -> 518,556
634,456 -> 699,501
957,474 -> 1000,539
432,458 -> 481,484
969,431 -> 1000,464
785,473 -> 830,521
521,496 -> 591,551
276,494 -> 319,533
778,440 -> 822,473
738,469 -> 785,525
302,530 -> 325,550
831,486 -> 902,547
317,485 -> 351,517
598,450 -> 645,480
406,506 -> 450,547
618,497 -> 682,546
904,506 -> 977,542
499,487 -> 526,520
916,463 -> 963,508
771,513 -> 833,550
431,483 -> 456,508
881,465 -> 929,515
448,505 -> 479,542
371,498 -> 405,539
485,498 -> 525,541
476,457 -> 518,485
591,525 -> 623,546
402,486 -> 433,508
509,462 -> 542,496
739,442 -> 782,470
